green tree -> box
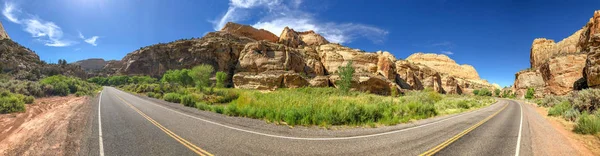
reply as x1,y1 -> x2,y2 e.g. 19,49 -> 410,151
215,71 -> 227,88
337,61 -> 355,94
473,89 -> 480,96
494,89 -> 501,97
161,69 -> 194,86
189,64 -> 214,90
525,87 -> 535,99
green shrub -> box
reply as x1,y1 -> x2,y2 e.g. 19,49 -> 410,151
75,91 -> 85,97
196,102 -> 211,111
180,94 -> 195,107
23,95 -> 34,104
525,88 -> 535,99
147,92 -> 156,98
494,89 -> 501,97
215,71 -> 227,88
0,93 -> 25,114
53,82 -> 70,96
570,89 -> 600,113
539,95 -> 567,107
163,93 -> 182,103
161,69 -> 194,86
473,90 -> 479,95
563,108 -> 580,122
189,64 -> 214,90
337,61 -> 354,94
548,101 -> 571,116
573,112 -> 600,135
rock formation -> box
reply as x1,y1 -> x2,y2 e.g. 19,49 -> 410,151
0,22 -> 10,40
406,53 -> 480,80
74,58 -> 109,71
513,10 -> 600,97
220,22 -> 279,43
104,22 -> 494,95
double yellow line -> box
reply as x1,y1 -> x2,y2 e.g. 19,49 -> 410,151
115,95 -> 213,156
419,102 -> 509,156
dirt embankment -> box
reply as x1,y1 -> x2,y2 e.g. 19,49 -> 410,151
0,95 -> 91,156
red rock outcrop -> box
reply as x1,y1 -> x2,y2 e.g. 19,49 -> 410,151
513,70 -> 545,98
0,21 -> 10,40
406,53 -> 481,80
514,10 -> 600,97
540,54 -> 587,95
220,22 -> 279,42
586,49 -> 600,88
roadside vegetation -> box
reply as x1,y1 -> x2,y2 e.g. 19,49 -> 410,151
536,89 -> 600,135
91,63 -> 497,127
0,75 -> 100,114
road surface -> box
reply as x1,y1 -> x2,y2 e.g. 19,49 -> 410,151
78,87 -> 579,155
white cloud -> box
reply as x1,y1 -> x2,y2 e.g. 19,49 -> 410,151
441,51 -> 454,55
84,36 -> 99,46
78,31 -> 100,46
2,2 -> 20,23
214,0 -> 388,44
2,2 -> 74,47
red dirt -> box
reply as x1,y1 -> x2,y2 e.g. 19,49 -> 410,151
0,95 -> 90,156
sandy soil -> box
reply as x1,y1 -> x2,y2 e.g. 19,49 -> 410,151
0,95 -> 91,156
524,101 -> 600,156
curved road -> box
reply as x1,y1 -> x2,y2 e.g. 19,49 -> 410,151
78,87 -> 576,155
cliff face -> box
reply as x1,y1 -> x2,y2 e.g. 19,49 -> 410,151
513,10 -> 600,97
0,22 -> 10,40
406,53 -> 480,80
105,22 -> 494,95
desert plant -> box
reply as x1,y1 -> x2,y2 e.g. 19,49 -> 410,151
570,89 -> 600,113
494,89 -> 501,97
189,64 -> 214,90
573,112 -> 600,135
548,101 -> 571,116
337,61 -> 354,94
215,71 -> 227,88
180,94 -> 195,107
23,95 -> 34,104
163,93 -> 182,103
525,87 -> 535,99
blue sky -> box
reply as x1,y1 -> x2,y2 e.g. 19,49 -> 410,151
2,0 -> 599,87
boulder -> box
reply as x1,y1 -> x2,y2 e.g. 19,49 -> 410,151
394,60 -> 444,93
512,70 -> 545,98
233,71 -> 284,90
309,76 -> 330,87
540,54 -> 587,95
317,44 -> 379,74
236,41 -> 324,76
329,73 -> 393,95
376,51 -> 397,80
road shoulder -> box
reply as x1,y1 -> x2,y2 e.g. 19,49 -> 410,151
518,100 -> 597,156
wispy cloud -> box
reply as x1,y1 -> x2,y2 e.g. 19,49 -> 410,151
441,51 -> 454,55
78,31 -> 100,46
213,0 -> 389,44
2,2 -> 74,47
2,2 -> 19,24
84,36 -> 99,46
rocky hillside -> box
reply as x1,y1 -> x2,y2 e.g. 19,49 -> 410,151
73,58 -> 109,71
0,22 -> 87,80
104,22 -> 495,95
513,10 -> 600,98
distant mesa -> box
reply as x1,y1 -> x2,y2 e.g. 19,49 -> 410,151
73,58 -> 110,71
100,22 -> 496,95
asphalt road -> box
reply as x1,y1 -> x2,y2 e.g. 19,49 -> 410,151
80,86 -> 561,156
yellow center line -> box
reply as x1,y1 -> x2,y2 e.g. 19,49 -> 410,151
114,95 -> 214,156
419,102 -> 510,156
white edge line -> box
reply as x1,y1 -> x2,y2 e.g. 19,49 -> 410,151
515,100 -> 523,156
98,89 -> 105,156
113,87 -> 504,141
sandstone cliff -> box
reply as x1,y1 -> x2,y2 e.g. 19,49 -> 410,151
513,10 -> 600,97
0,22 -> 10,40
105,22 -> 494,95
406,53 -> 480,80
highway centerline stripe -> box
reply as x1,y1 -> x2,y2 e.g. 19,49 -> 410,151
515,101 -> 523,156
111,87 -> 505,141
98,90 -> 105,156
114,94 -> 213,156
419,102 -> 510,156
